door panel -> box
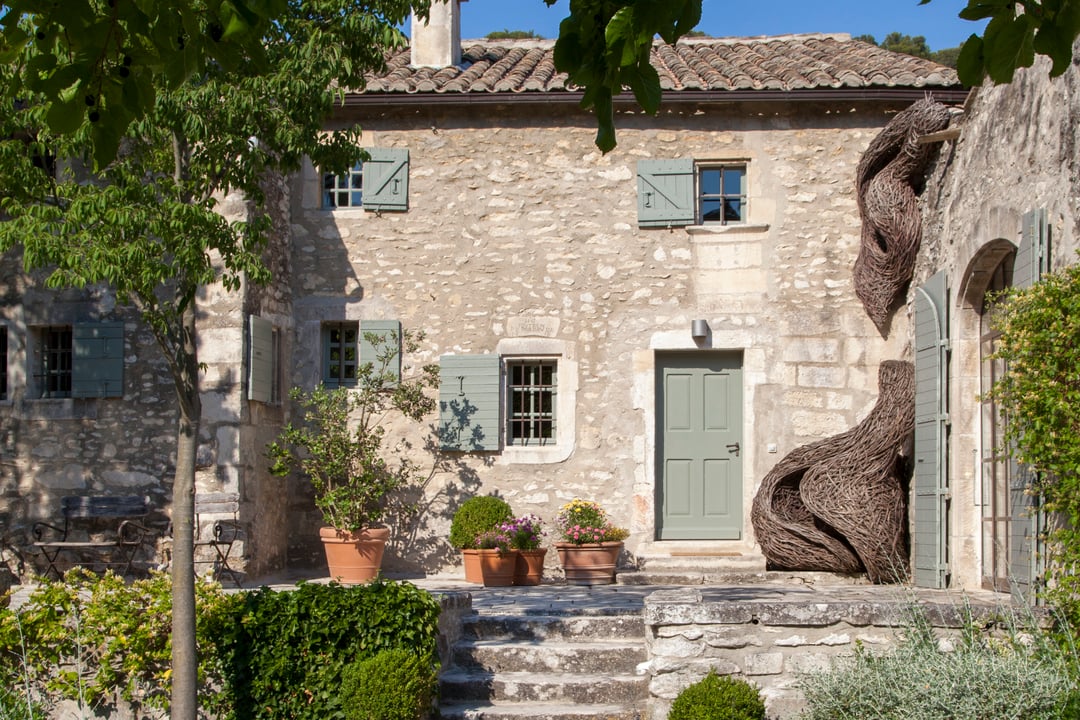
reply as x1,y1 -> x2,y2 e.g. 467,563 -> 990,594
656,352 -> 743,540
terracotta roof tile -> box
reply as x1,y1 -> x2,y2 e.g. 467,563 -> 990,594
358,33 -> 961,98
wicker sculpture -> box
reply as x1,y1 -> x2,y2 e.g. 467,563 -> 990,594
750,361 -> 915,582
854,98 -> 951,332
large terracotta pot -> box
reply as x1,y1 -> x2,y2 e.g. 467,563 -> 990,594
320,526 -> 390,584
556,542 -> 622,585
477,548 -> 518,587
513,548 -> 547,586
461,548 -> 485,583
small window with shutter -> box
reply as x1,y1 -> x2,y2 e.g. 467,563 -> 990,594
322,322 -> 359,387
32,323 -> 124,399
637,159 -> 748,227
322,148 -> 409,212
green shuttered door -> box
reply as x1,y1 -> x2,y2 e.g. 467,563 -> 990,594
637,159 -> 695,227
72,322 -> 124,398
439,355 -> 501,451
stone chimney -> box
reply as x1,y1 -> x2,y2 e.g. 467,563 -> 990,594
410,0 -> 466,68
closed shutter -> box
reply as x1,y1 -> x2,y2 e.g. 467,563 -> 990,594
72,322 -> 124,398
1009,208 -> 1049,600
360,320 -> 401,385
248,315 -> 274,403
439,354 -> 501,451
363,148 -> 409,212
637,159 -> 695,227
912,271 -> 950,588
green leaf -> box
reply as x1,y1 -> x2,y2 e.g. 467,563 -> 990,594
624,60 -> 661,115
956,33 -> 987,85
46,97 -> 85,134
592,88 -> 616,154
982,13 -> 1035,83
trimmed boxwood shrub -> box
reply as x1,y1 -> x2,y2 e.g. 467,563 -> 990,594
669,670 -> 766,720
340,648 -> 436,720
449,495 -> 513,549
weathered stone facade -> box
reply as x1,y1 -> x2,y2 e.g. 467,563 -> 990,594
916,44 -> 1080,592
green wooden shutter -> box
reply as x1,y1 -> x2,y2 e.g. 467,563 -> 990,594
360,320 -> 401,385
363,148 -> 409,212
439,354 -> 501,451
912,271 -> 950,589
637,159 -> 695,227
72,322 -> 124,398
248,315 -> 274,403
1009,208 -> 1049,599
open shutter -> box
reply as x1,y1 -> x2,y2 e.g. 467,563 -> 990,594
912,271 -> 950,588
637,159 -> 695,227
439,354 -> 501,451
1009,208 -> 1049,600
360,320 -> 401,385
72,322 -> 124,398
248,315 -> 274,402
363,148 -> 409,212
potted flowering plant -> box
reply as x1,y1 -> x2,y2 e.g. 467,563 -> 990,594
474,530 -> 516,586
554,499 -> 629,585
499,515 -> 546,585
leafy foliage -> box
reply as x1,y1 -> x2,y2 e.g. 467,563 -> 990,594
799,602 -> 1079,719
922,0 -> 1080,83
267,329 -> 439,533
0,570 -> 233,716
448,495 -> 513,550
486,29 -> 543,40
986,265 -> 1080,617
546,0 -> 701,152
669,670 -> 765,720
206,579 -> 440,720
339,648 -> 437,720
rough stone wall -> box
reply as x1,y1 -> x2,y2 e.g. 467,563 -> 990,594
286,100 -> 917,575
643,587 -> 1014,719
917,48 -> 1080,589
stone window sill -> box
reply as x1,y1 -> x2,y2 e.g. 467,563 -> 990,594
687,223 -> 770,236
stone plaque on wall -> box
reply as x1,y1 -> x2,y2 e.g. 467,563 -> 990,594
506,317 -> 560,338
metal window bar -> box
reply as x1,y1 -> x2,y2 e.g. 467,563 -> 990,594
322,164 -> 363,208
506,359 -> 557,446
327,323 -> 358,386
40,327 -> 72,398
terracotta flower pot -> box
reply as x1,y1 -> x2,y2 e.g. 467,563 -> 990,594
513,548 -> 548,586
556,541 -> 622,585
461,548 -> 484,584
477,548 -> 518,587
320,526 -> 389,584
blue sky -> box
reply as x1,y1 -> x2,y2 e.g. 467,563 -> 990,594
452,0 -> 986,52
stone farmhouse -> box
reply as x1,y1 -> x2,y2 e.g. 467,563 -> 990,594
2,0 -> 987,585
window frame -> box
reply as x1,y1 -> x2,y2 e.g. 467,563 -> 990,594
504,357 -> 558,447
697,163 -> 747,225
37,325 -> 73,399
322,321 -> 360,388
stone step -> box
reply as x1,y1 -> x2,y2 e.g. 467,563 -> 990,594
452,639 -> 647,675
440,669 -> 649,704
438,701 -> 643,720
463,613 -> 646,641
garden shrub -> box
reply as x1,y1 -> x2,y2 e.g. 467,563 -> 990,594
798,603 -> 1078,720
207,578 -> 441,720
449,495 -> 513,549
668,670 -> 765,720
339,648 -> 436,720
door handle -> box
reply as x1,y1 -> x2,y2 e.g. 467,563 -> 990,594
726,442 -> 740,456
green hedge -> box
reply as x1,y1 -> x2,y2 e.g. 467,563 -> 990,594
0,571 -> 441,720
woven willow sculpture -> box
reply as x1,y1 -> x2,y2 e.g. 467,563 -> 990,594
854,98 -> 951,332
751,361 -> 915,582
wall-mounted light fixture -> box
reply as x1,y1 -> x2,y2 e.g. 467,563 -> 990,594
691,319 -> 709,340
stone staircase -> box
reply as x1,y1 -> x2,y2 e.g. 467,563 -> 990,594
439,602 -> 649,719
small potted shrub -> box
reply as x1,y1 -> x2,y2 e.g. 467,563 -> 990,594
267,328 -> 438,583
554,498 -> 629,585
450,495 -> 513,583
500,514 -> 546,586
668,670 -> 765,720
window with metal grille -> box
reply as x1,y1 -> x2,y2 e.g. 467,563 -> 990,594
506,359 -> 557,446
698,164 -> 746,224
0,327 -> 7,400
323,322 -> 359,387
39,326 -> 72,398
322,164 -> 363,208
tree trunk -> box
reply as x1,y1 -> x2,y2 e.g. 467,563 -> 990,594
170,302 -> 201,720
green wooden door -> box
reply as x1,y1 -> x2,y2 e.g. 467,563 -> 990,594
656,352 -> 743,540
